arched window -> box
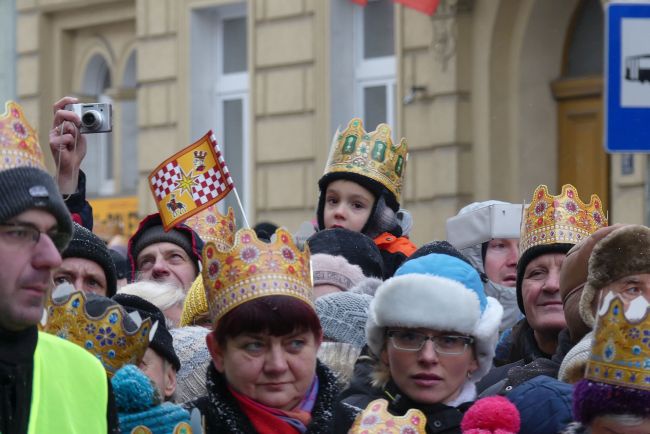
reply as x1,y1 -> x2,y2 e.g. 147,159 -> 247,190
120,51 -> 138,195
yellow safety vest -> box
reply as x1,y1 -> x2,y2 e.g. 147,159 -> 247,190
27,332 -> 108,434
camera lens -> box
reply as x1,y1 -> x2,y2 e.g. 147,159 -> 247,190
81,110 -> 102,130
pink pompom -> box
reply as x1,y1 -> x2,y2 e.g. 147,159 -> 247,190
460,396 -> 521,434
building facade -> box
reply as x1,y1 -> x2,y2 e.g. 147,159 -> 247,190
13,0 -> 640,243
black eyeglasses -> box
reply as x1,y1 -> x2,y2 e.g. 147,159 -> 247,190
0,222 -> 64,248
387,330 -> 474,355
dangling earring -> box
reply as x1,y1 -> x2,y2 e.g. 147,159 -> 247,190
467,371 -> 472,378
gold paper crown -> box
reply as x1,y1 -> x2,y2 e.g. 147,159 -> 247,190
0,101 -> 46,170
324,118 -> 408,204
184,205 -> 236,250
202,228 -> 313,323
586,296 -> 650,391
40,288 -> 154,377
180,274 -> 209,327
349,399 -> 427,434
130,422 -> 192,434
520,184 -> 607,253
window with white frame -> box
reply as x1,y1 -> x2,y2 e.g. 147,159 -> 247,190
80,54 -> 115,197
331,0 -> 396,133
191,3 -> 249,225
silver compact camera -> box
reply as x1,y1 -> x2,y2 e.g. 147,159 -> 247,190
64,102 -> 112,134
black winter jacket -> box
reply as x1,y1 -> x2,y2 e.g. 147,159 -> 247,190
186,361 -> 340,434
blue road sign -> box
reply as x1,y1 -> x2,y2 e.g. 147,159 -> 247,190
606,3 -> 650,152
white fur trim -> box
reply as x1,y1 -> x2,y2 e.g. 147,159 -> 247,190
446,381 -> 477,407
470,297 -> 503,381
367,274 -> 482,353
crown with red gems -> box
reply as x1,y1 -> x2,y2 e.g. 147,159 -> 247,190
0,101 -> 46,170
349,399 -> 427,434
324,118 -> 408,204
520,184 -> 607,254
39,286 -> 155,378
184,205 -> 236,250
585,294 -> 650,391
202,228 -> 313,323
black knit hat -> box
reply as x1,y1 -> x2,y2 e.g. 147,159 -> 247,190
516,243 -> 574,314
110,248 -> 130,282
407,240 -> 474,268
0,167 -> 72,251
112,293 -> 181,371
307,228 -> 384,279
63,223 -> 117,297
128,213 -> 204,281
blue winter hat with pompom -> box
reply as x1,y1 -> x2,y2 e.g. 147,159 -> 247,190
112,364 -> 190,434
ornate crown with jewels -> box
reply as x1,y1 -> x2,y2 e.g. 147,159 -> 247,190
520,184 -> 607,253
184,204 -> 236,250
202,228 -> 313,323
585,294 -> 650,391
324,118 -> 408,204
40,286 -> 155,377
0,100 -> 46,170
349,399 -> 427,434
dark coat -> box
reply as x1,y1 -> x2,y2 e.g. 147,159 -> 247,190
186,361 -> 340,434
506,376 -> 573,434
478,328 -> 573,396
333,357 -> 471,434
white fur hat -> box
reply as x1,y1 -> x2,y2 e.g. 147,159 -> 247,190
366,253 -> 503,382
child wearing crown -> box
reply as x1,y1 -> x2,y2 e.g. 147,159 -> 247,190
316,118 -> 416,279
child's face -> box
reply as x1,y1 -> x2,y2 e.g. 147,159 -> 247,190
323,180 -> 374,232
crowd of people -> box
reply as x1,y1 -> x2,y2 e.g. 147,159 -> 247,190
1,97 -> 649,434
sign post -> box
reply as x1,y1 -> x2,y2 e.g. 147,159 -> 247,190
605,2 -> 650,152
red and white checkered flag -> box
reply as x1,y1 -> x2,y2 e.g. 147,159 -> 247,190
148,131 -> 235,231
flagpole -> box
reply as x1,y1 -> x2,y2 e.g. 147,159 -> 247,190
232,187 -> 251,229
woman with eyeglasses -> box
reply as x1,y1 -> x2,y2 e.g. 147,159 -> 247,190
333,253 -> 503,433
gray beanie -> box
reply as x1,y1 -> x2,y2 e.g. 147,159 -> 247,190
0,166 -> 72,251
170,326 -> 210,403
315,291 -> 372,348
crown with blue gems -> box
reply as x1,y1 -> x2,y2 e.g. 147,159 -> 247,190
202,228 -> 313,324
324,118 -> 408,204
585,294 -> 650,391
0,100 -> 46,170
520,184 -> 607,254
39,285 -> 156,377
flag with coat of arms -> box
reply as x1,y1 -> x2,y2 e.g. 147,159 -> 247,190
149,131 -> 234,231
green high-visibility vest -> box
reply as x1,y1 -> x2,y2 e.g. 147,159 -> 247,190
27,332 -> 108,434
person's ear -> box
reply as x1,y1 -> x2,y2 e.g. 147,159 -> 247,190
163,364 -> 177,399
206,331 -> 226,373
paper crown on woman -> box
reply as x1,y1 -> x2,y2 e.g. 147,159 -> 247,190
0,100 -> 46,170
202,228 -> 313,324
184,204 -> 236,250
520,184 -> 607,254
40,284 -> 156,377
573,293 -> 650,423
322,118 -> 408,209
